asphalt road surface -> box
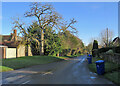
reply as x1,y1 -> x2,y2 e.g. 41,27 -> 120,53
2,55 -> 116,85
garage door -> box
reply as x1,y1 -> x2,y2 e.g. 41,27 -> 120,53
6,48 -> 16,58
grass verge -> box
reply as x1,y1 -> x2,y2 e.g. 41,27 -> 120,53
1,55 -> 81,72
1,56 -> 65,72
88,57 -> 120,85
104,71 -> 120,86
0,66 -> 14,72
58,54 -> 81,59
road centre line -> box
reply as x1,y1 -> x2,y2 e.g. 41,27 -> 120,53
22,80 -> 30,84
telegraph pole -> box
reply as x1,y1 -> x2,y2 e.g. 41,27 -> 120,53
107,28 -> 108,47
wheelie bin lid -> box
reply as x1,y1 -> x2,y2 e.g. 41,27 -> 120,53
90,55 -> 92,57
95,60 -> 104,63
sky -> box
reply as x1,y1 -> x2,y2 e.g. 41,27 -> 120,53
2,2 -> 118,45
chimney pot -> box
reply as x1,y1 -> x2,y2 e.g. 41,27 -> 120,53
14,29 -> 17,34
14,29 -> 17,41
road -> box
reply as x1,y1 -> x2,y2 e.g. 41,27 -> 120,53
2,55 -> 116,85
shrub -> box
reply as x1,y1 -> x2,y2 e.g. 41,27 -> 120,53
92,40 -> 98,57
98,46 -> 120,54
93,40 -> 98,49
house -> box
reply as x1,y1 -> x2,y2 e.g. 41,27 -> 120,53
113,37 -> 120,46
0,29 -> 32,59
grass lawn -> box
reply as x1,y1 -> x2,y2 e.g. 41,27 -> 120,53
58,56 -> 70,59
88,58 -> 119,73
0,66 -> 14,72
1,56 -> 65,72
0,55 -> 80,72
104,71 -> 120,86
59,54 -> 81,59
88,57 -> 120,85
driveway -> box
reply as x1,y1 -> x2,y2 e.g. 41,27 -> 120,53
2,55 -> 116,85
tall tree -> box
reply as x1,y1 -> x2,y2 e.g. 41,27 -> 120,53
99,28 -> 114,47
24,2 -> 61,55
93,40 -> 98,49
27,22 -> 41,55
86,42 -> 93,54
13,2 -> 77,56
24,2 -> 77,55
44,28 -> 62,56
58,30 -> 84,56
92,40 -> 98,57
13,19 -> 41,55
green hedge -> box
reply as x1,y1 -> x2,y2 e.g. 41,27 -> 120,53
60,49 -> 81,56
98,46 -> 120,54
92,46 -> 120,57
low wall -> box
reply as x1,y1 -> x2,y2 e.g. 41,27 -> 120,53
17,45 -> 25,57
28,46 -> 32,56
100,53 -> 120,64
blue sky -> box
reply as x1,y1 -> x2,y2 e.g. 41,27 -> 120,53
2,2 -> 118,45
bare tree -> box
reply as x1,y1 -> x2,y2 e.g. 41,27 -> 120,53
99,28 -> 114,47
13,18 -> 41,54
13,2 -> 77,56
58,18 -> 77,34
86,42 -> 93,54
24,2 -> 62,55
24,2 -> 77,55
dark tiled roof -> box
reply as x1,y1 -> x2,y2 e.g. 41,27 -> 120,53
113,37 -> 119,42
4,41 -> 21,48
113,37 -> 120,46
0,29 -> 24,48
0,35 -> 22,47
0,35 -> 11,42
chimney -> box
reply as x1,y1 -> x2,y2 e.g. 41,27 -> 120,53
14,29 -> 17,41
10,33 -> 13,38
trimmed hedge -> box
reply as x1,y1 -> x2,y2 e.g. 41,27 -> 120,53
98,46 -> 120,54
60,49 -> 81,56
92,46 -> 120,57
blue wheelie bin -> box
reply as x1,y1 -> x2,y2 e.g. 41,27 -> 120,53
95,60 -> 105,75
88,54 -> 90,57
90,55 -> 92,58
88,54 -> 92,57
87,57 -> 92,64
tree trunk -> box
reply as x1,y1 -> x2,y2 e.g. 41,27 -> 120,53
40,29 -> 44,55
69,49 -> 72,55
57,53 -> 59,57
26,44 -> 28,56
73,50 -> 76,55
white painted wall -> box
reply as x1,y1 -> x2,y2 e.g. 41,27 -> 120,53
17,45 -> 25,57
6,48 -> 16,58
